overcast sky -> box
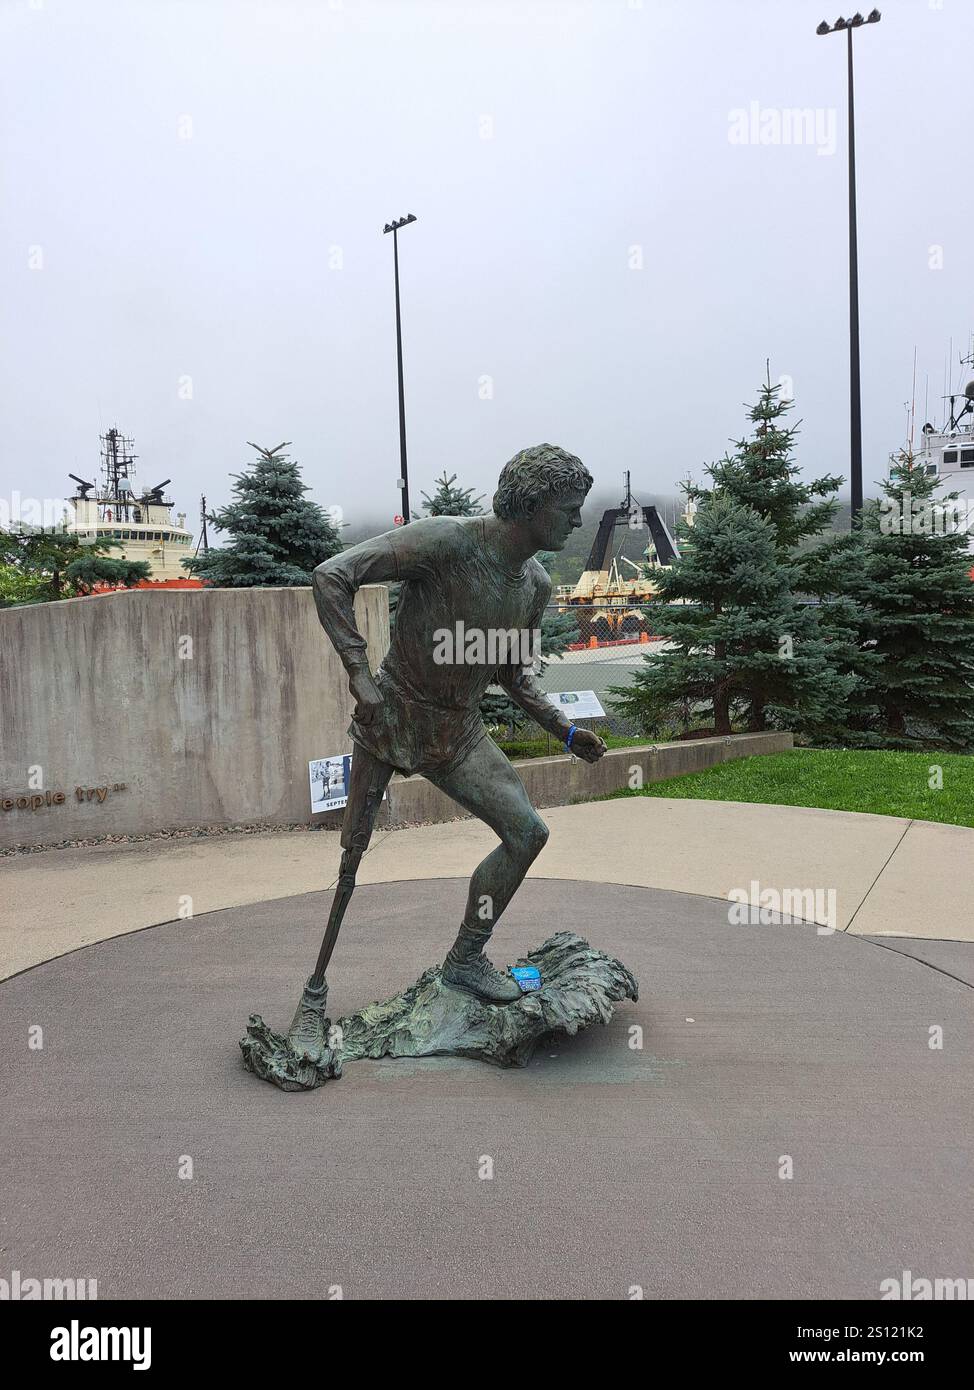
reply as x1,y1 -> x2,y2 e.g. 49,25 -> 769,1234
2,0 -> 972,539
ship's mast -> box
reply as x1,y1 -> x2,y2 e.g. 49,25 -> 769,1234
943,338 -> 974,433
99,427 -> 139,522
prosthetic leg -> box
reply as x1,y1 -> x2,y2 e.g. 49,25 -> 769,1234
240,747 -> 392,1089
288,748 -> 393,1058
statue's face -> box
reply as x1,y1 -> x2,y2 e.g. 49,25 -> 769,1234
527,488 -> 587,552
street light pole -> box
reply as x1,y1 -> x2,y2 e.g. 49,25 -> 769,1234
816,10 -> 881,525
383,213 -> 417,524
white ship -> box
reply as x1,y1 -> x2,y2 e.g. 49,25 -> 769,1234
65,428 -> 195,582
905,346 -> 974,550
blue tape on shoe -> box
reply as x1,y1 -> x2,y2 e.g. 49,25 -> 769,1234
511,965 -> 542,993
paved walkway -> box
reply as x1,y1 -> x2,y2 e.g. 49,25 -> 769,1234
3,797 -> 971,980
4,878 -> 971,1300
4,800 -> 972,1300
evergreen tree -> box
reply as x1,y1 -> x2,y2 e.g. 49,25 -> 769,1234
416,472 -> 484,517
0,560 -> 47,606
184,442 -> 342,587
683,369 -> 865,741
0,527 -> 150,604
689,371 -> 842,558
799,529 -> 884,747
609,495 -> 854,739
63,552 -> 153,596
837,453 -> 974,749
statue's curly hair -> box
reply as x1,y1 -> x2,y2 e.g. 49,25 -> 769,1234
492,443 -> 593,521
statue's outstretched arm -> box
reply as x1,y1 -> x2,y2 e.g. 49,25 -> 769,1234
496,662 -> 572,740
495,587 -> 606,764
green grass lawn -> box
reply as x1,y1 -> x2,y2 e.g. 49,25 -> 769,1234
608,748 -> 974,828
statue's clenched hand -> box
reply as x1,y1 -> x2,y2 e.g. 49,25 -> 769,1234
570,728 -> 607,764
349,668 -> 384,726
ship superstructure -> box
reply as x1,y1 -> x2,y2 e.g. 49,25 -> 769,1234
900,342 -> 974,555
552,471 -> 686,644
65,428 -> 194,581
553,471 -> 681,608
913,383 -> 974,491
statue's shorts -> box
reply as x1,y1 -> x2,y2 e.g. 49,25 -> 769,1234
347,668 -> 487,780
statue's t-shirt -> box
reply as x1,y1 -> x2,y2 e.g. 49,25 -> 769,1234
314,516 -> 552,777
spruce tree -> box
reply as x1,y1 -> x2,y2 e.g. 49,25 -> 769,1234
685,369 -> 865,740
609,495 -> 854,739
799,530 -> 884,746
689,371 -> 842,556
184,443 -> 342,586
416,472 -> 484,517
839,452 -> 974,749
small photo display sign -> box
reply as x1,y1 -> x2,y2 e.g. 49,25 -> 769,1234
309,755 -> 353,813
545,690 -> 606,720
309,753 -> 390,815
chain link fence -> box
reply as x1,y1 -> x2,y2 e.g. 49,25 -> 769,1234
536,602 -> 662,741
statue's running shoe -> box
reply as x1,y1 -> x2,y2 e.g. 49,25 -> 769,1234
287,979 -> 330,1061
442,951 -> 521,1005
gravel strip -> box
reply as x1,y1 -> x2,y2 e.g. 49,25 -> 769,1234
0,821 -> 333,858
0,814 -> 463,858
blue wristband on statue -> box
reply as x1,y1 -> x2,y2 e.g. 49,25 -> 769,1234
565,724 -> 577,750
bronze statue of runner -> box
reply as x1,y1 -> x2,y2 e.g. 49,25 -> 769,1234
240,444 -> 620,1086
307,443 -> 605,1012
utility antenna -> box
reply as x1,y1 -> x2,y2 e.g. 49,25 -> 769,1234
949,335 -> 954,397
195,495 -> 210,556
940,334 -> 970,432
909,346 -> 917,450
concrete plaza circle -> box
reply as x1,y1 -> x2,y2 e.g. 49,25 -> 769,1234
2,879 -> 972,1300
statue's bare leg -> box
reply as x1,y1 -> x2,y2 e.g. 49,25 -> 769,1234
428,735 -> 549,1004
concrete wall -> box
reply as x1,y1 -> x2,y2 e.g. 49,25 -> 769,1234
374,731 -> 794,829
0,587 -> 792,849
0,586 -> 389,849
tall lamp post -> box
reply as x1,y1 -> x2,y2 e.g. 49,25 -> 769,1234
816,9 -> 881,525
382,213 -> 417,524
